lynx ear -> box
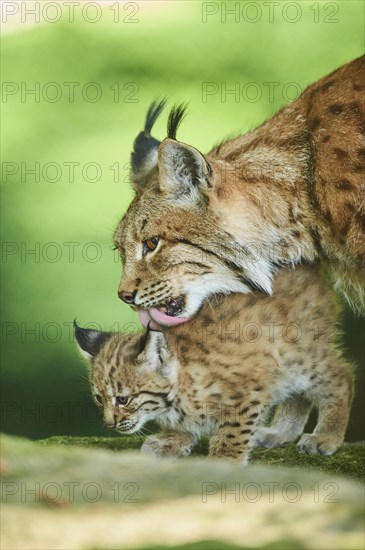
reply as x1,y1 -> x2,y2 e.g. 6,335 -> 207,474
137,328 -> 169,371
158,138 -> 211,201
74,320 -> 111,360
130,99 -> 167,192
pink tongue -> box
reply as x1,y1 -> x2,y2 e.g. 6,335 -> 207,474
138,308 -> 190,328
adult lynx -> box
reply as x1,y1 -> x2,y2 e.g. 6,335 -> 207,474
114,56 -> 365,325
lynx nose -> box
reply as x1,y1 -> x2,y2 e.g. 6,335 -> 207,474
105,415 -> 118,429
118,290 -> 137,304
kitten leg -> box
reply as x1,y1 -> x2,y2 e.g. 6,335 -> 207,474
209,404 -> 264,465
297,359 -> 353,455
254,395 -> 312,448
141,432 -> 196,458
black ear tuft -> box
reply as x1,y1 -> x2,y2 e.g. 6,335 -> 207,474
145,99 -> 167,134
167,103 -> 188,140
130,98 -> 167,192
74,319 -> 111,360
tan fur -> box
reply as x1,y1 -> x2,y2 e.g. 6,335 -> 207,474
114,56 -> 365,318
85,266 -> 353,464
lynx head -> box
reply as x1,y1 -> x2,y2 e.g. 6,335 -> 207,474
74,321 -> 174,433
114,101 -> 273,327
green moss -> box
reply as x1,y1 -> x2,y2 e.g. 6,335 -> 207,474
251,442 -> 365,481
38,436 -> 365,481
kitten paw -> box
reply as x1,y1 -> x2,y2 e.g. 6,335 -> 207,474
141,434 -> 194,458
296,433 -> 342,455
254,427 -> 294,448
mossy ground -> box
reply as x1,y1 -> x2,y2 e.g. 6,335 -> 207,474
38,435 -> 365,481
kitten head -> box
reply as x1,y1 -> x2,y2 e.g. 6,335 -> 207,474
74,321 -> 174,433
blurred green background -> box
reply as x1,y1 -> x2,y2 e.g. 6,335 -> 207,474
1,1 -> 364,440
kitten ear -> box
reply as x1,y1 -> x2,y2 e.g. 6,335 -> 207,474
130,99 -> 167,193
158,138 -> 211,202
137,328 -> 169,371
74,320 -> 111,360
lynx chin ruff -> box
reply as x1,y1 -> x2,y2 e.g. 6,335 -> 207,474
114,56 -> 365,326
75,265 -> 353,465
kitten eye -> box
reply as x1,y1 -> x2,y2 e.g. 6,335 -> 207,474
116,395 -> 129,406
143,237 -> 159,256
94,394 -> 102,405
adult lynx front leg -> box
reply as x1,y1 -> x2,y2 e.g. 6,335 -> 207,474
209,403 -> 264,465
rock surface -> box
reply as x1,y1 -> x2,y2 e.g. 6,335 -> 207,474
1,434 -> 364,550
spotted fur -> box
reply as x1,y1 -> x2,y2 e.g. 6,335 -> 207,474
114,56 -> 365,319
76,265 -> 353,464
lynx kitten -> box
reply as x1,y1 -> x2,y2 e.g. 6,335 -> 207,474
75,265 -> 353,464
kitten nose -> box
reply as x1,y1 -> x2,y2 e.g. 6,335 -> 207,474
106,415 -> 117,429
118,290 -> 137,304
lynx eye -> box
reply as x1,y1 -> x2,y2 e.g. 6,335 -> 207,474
143,237 -> 159,256
94,394 -> 102,405
116,395 -> 129,406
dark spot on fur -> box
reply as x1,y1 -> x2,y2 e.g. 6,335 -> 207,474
224,149 -> 242,162
221,421 -> 240,428
175,334 -> 190,345
336,179 -> 353,190
353,83 -> 364,91
332,148 -> 348,160
321,134 -> 330,143
321,79 -> 336,92
309,117 -> 321,131
245,296 -> 256,307
230,392 -> 243,400
216,186 -> 225,199
211,393 -> 222,399
329,104 -> 343,115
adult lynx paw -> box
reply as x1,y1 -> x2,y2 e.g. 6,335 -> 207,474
254,427 -> 295,448
141,433 -> 194,458
297,433 -> 343,455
